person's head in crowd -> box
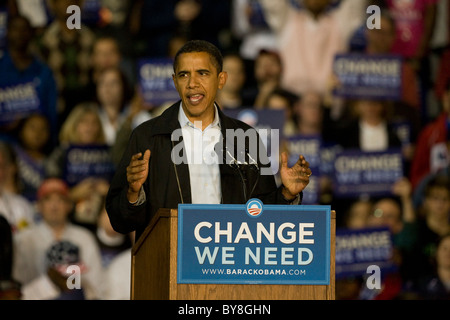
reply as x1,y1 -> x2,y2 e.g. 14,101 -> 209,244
421,175 -> 450,224
6,15 -> 33,53
17,114 -> 51,157
96,67 -> 133,112
0,141 -> 20,195
168,34 -> 188,59
344,198 -> 373,229
352,99 -> 390,126
91,37 -> 122,82
365,9 -> 396,55
59,103 -> 106,145
49,0 -> 84,23
294,90 -> 324,135
37,178 -> 72,230
254,49 -> 282,87
217,53 -> 246,109
265,88 -> 299,136
369,197 -> 404,235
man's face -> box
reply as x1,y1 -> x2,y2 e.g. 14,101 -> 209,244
173,52 -> 227,123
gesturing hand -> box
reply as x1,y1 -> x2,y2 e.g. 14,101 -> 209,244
126,150 -> 151,202
279,152 -> 311,200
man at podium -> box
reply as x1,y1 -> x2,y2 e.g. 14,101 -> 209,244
106,40 -> 312,240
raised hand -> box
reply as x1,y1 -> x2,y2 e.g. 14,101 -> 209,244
279,152 -> 311,200
126,149 -> 151,202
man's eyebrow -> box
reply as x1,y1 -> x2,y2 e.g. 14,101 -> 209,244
176,69 -> 211,75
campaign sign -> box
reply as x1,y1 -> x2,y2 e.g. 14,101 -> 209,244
333,54 -> 402,100
138,58 -> 179,106
177,200 -> 331,285
285,135 -> 321,204
332,149 -> 403,198
335,227 -> 396,279
63,145 -> 115,187
0,79 -> 41,125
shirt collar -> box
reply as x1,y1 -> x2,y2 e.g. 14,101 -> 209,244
178,102 -> 221,130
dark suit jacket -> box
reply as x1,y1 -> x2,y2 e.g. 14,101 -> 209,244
336,120 -> 402,150
106,101 -> 300,240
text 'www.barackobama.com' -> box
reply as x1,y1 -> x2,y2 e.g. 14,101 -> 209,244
201,268 -> 306,276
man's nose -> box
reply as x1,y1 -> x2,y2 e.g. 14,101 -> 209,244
187,74 -> 200,88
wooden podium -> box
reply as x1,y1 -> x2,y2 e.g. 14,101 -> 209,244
131,208 -> 336,300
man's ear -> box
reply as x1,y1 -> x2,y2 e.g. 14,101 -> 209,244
218,71 -> 228,90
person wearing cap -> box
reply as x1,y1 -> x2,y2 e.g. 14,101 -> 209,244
12,178 -> 105,300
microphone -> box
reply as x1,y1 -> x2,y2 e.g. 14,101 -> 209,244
225,147 -> 260,202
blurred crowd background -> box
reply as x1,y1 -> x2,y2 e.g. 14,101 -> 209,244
0,0 -> 449,300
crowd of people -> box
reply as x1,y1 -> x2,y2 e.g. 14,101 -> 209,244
0,0 -> 449,300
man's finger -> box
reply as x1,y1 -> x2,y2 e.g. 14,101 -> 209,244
280,152 -> 288,168
143,149 -> 151,162
131,153 -> 143,161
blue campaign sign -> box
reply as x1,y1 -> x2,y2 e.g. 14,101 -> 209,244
333,53 -> 403,100
332,148 -> 404,198
138,58 -> 179,106
63,144 -> 115,187
0,79 -> 42,126
177,199 -> 331,285
335,227 -> 397,279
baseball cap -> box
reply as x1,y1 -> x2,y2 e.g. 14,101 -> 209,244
37,178 -> 70,200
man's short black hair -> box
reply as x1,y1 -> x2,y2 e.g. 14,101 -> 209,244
173,40 -> 223,74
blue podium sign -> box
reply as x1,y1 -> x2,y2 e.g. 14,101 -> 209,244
177,200 -> 331,285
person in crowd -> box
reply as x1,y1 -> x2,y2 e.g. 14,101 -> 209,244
46,103 -> 113,227
0,15 -> 58,144
37,0 -> 96,126
406,175 -> 450,285
95,201 -> 132,268
264,87 -> 298,137
0,141 -> 36,233
106,40 -> 312,240
363,8 -> 421,110
0,216 -> 21,300
13,178 -> 104,299
410,80 -> 449,190
216,53 -> 249,110
415,233 -> 450,299
95,67 -> 136,146
231,0 -> 278,62
13,114 -> 52,203
385,0 -> 438,122
385,0 -> 437,68
260,0 -> 366,97
90,36 -> 123,85
247,49 -> 283,108
335,99 -> 402,152
128,0 -> 231,58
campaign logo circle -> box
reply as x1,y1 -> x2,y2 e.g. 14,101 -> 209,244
246,199 -> 263,218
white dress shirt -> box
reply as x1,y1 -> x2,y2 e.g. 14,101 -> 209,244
178,103 -> 222,204
359,121 -> 389,151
